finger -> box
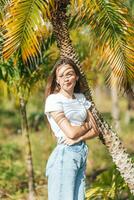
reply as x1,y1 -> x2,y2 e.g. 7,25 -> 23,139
88,121 -> 92,129
84,122 -> 89,130
63,140 -> 68,144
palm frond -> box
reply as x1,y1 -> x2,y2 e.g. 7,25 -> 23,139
3,0 -> 52,65
70,0 -> 134,93
0,0 -> 9,10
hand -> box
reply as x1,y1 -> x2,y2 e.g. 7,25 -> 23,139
62,137 -> 81,146
82,121 -> 92,132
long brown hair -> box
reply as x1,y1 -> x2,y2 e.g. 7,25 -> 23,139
45,57 -> 83,100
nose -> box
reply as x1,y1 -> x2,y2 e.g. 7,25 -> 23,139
64,76 -> 69,82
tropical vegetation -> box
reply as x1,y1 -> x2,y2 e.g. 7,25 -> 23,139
0,0 -> 134,199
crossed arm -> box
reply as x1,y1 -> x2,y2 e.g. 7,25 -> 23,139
50,109 -> 99,145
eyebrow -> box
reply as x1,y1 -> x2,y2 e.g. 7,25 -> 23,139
58,69 -> 75,76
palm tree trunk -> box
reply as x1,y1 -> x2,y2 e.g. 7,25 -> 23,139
19,97 -> 36,200
50,0 -> 134,194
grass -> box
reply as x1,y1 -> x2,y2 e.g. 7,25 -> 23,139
0,89 -> 134,199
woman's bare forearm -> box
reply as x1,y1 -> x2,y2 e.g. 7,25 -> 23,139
61,110 -> 100,144
50,111 -> 91,139
69,122 -> 92,139
78,110 -> 99,141
86,110 -> 99,134
78,128 -> 99,141
68,110 -> 99,140
62,128 -> 99,145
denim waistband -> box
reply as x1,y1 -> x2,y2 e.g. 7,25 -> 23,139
57,139 -> 87,152
57,137 -> 85,145
57,137 -> 85,146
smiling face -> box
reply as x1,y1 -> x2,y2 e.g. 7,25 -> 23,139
56,64 -> 79,93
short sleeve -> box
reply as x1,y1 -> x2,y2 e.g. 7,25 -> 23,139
44,94 -> 63,115
78,93 -> 91,110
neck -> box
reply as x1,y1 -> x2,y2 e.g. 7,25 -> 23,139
59,89 -> 74,99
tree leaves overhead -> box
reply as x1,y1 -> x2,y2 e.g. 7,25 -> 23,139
2,0 -> 52,65
0,0 -> 9,10
2,0 -> 134,93
70,0 -> 134,93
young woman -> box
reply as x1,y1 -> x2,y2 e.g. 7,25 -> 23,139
44,57 -> 99,200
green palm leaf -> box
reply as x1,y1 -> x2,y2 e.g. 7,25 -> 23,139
3,0 -> 52,65
0,0 -> 8,9
70,0 -> 134,93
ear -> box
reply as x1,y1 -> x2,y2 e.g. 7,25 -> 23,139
76,76 -> 79,81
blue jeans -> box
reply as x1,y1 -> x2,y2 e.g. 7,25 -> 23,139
45,141 -> 88,200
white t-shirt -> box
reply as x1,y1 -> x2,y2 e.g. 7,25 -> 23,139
44,93 -> 91,139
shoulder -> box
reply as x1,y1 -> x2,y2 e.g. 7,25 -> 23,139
45,93 -> 61,103
45,93 -> 63,108
44,93 -> 63,114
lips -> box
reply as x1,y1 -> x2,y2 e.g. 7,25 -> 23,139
66,83 -> 72,86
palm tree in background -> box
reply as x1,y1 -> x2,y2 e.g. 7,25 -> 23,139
1,0 -> 134,195
0,2 -> 54,198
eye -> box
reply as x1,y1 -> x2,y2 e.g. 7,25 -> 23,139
67,72 -> 74,76
59,74 -> 63,78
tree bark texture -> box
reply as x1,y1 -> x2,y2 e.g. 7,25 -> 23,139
19,97 -> 36,200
